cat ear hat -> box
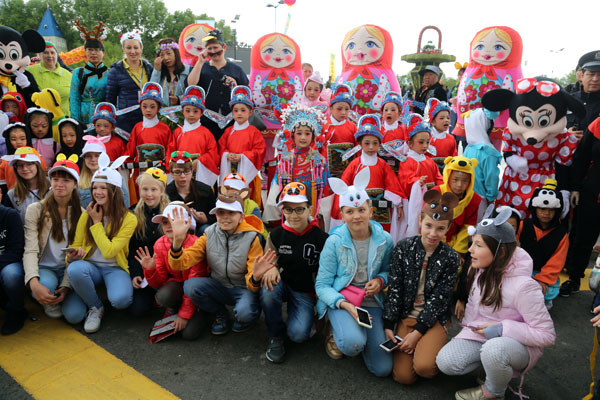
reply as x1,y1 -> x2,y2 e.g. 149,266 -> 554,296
329,167 -> 370,209
91,152 -> 128,187
210,185 -> 249,215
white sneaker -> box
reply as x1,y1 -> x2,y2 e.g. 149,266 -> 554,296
43,304 -> 63,319
84,306 -> 104,333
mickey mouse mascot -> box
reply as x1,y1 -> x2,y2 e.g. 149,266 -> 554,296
0,26 -> 45,107
482,78 -> 586,217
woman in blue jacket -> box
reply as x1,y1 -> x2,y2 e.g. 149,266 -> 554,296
106,30 -> 153,134
149,38 -> 190,106
315,169 -> 393,377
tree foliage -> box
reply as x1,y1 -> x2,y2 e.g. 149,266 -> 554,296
0,0 -> 234,62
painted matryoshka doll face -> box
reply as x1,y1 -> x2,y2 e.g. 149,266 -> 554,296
343,26 -> 384,66
260,35 -> 296,68
471,30 -> 512,66
184,28 -> 210,57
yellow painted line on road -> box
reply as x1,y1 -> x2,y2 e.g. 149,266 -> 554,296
560,269 -> 592,291
0,308 -> 179,400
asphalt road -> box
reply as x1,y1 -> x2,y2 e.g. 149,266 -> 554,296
0,286 -> 595,400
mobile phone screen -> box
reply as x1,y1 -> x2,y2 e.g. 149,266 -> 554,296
356,307 -> 372,327
380,338 -> 399,351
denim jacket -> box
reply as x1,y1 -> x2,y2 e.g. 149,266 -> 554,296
315,220 -> 393,318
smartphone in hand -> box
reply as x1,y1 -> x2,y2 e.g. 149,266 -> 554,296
355,307 -> 372,329
379,336 -> 403,352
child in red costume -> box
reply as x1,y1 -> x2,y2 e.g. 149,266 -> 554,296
0,92 -> 26,123
219,85 -> 266,207
424,98 -> 456,165
381,91 -> 407,144
432,155 -> 481,257
91,102 -> 126,162
330,114 -> 405,241
397,114 -> 444,239
397,114 -> 443,198
127,82 -> 172,164
137,202 -> 209,340
170,86 -> 219,187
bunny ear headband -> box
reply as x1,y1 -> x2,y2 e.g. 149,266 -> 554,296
468,204 -> 516,246
328,167 -> 370,209
91,152 -> 128,187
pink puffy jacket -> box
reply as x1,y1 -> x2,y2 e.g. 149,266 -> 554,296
457,247 -> 556,372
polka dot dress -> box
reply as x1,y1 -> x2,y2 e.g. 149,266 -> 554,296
496,130 -> 578,217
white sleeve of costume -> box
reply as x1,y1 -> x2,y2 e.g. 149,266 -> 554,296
319,194 -> 334,233
237,154 -> 259,183
404,182 -> 424,238
262,177 -> 282,223
195,161 -> 218,187
219,152 -> 231,185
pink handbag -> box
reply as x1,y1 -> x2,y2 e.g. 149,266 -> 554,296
339,285 -> 366,307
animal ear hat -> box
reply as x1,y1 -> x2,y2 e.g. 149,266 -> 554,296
328,167 -> 370,209
91,152 -> 128,187
81,135 -> 108,157
468,204 -> 516,244
277,181 -> 309,207
210,185 -> 249,215
222,173 -> 247,191
49,153 -> 80,182
422,189 -> 458,221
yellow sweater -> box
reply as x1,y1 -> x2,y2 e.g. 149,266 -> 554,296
69,211 -> 137,272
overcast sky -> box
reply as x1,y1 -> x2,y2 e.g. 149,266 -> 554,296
166,0 -> 597,81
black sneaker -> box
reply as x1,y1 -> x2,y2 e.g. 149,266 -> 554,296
1,309 -> 26,335
559,279 -> 580,297
265,337 -> 285,363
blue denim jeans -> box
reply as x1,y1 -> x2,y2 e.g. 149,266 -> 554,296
184,277 -> 260,324
328,306 -> 393,377
67,261 -> 133,310
0,262 -> 24,313
260,280 -> 315,342
38,267 -> 87,323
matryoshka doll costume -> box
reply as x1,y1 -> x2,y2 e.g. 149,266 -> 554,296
171,86 -> 220,187
263,104 -> 328,223
249,32 -> 303,187
329,114 -> 405,241
335,24 -> 402,116
453,26 -> 523,150
218,86 -> 266,206
397,114 -> 444,239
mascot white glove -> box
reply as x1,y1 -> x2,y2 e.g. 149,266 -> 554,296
13,70 -> 30,88
505,154 -> 528,176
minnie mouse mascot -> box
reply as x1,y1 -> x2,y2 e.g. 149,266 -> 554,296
482,78 -> 586,217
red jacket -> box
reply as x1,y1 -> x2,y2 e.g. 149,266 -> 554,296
218,124 -> 266,171
170,125 -> 219,175
323,119 -> 357,145
382,125 -> 408,143
103,134 -> 127,161
145,234 -> 209,320
127,120 -> 172,162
